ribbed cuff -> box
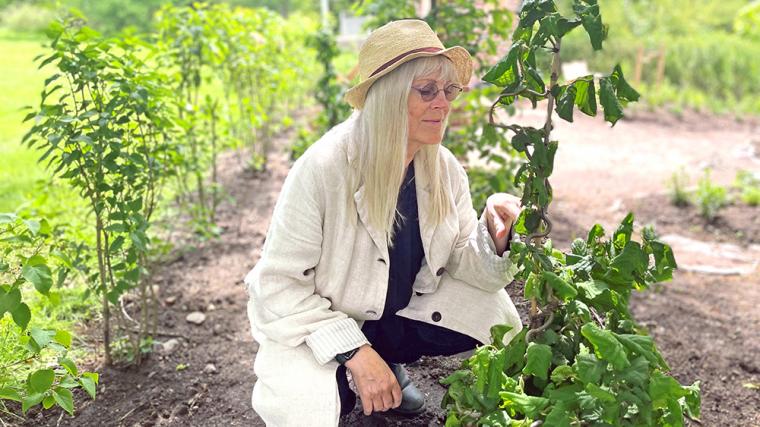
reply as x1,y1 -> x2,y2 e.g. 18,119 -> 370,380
305,317 -> 370,365
477,212 -> 519,280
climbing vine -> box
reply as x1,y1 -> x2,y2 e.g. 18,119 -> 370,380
441,1 -> 700,425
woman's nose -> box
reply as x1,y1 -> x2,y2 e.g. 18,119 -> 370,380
430,91 -> 450,109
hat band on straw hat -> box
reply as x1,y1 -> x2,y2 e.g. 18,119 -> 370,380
368,47 -> 442,78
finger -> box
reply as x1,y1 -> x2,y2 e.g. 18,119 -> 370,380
489,205 -> 505,229
391,383 -> 402,408
381,390 -> 394,411
495,200 -> 521,219
489,205 -> 507,238
360,390 -> 373,416
372,395 -> 386,414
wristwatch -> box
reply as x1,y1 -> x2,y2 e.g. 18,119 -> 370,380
335,347 -> 361,365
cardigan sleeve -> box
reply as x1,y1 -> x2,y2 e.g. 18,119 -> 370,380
444,162 -> 519,292
245,156 -> 369,365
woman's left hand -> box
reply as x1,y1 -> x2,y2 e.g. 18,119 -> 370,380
485,193 -> 522,255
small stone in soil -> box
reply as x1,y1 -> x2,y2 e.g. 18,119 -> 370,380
161,338 -> 181,355
203,363 -> 218,374
165,296 -> 177,305
207,303 -> 216,311
186,311 -> 206,325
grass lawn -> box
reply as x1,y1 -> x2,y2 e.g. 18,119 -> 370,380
0,35 -> 56,212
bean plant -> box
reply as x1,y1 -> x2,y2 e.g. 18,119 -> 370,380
441,1 -> 700,425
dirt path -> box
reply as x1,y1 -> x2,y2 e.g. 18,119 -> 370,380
23,110 -> 760,426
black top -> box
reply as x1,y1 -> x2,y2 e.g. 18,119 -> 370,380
383,162 -> 425,315
361,162 -> 425,345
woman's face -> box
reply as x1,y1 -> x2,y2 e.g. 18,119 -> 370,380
407,75 -> 454,150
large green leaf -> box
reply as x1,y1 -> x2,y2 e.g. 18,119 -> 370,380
80,373 -> 98,399
681,381 -> 701,419
53,387 -> 74,415
0,288 -> 22,316
11,303 -> 31,330
599,76 -> 623,125
555,84 -> 577,122
499,391 -> 550,419
544,400 -> 573,427
29,327 -> 56,350
581,323 -> 629,370
575,279 -> 608,300
649,371 -> 689,410
0,387 -> 22,402
573,352 -> 605,384
573,76 -> 597,116
22,263 -> 53,295
616,333 -> 669,370
573,0 -> 605,50
519,0 -> 557,28
542,271 -> 577,300
523,342 -> 552,380
489,324 -> 514,349
550,364 -> 575,384
28,369 -> 55,394
21,392 -> 44,414
609,64 -> 640,102
483,43 -> 522,87
618,355 -> 650,387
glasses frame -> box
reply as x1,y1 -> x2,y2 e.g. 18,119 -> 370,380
410,82 -> 463,102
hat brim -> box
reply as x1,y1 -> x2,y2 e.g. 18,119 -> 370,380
344,46 -> 472,109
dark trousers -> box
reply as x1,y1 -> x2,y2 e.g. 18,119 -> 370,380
335,314 -> 478,414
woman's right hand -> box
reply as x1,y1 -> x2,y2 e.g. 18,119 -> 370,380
344,345 -> 402,415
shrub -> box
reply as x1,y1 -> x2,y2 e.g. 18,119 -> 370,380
0,2 -> 57,34
667,168 -> 690,207
735,169 -> 760,206
694,169 -> 728,220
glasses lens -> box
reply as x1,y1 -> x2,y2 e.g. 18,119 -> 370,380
444,85 -> 462,101
418,83 -> 438,102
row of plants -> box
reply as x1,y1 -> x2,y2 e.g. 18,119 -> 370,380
1,3 -> 315,418
669,168 -> 760,220
439,1 -> 701,425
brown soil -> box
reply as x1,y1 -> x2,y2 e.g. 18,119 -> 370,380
12,109 -> 760,427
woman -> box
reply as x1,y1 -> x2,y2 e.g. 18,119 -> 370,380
245,19 -> 523,426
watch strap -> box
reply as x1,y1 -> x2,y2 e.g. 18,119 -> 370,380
335,347 -> 361,365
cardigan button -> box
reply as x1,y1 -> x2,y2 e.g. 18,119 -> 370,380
365,310 -> 377,316
432,311 -> 442,322
377,258 -> 386,264
415,292 -> 423,296
436,267 -> 445,276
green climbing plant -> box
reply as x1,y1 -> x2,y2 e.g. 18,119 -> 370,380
441,1 -> 700,425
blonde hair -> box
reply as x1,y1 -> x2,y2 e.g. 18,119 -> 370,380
348,56 -> 459,247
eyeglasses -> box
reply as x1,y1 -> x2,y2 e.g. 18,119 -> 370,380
411,82 -> 463,102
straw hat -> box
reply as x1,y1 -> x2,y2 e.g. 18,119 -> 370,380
344,19 -> 473,109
